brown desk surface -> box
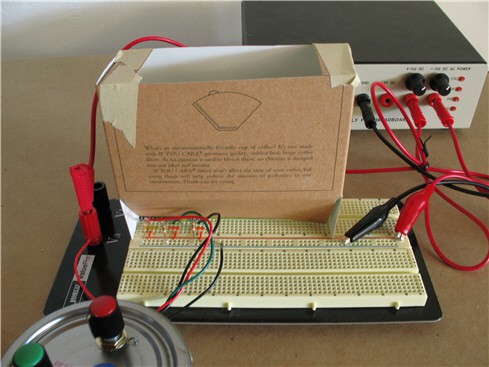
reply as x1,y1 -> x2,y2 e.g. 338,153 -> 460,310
2,55 -> 488,366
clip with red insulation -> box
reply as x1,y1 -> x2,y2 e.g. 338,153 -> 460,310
70,164 -> 102,246
404,93 -> 426,128
394,184 -> 437,240
428,93 -> 454,127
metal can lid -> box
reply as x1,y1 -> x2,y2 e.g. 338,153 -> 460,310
2,301 -> 192,367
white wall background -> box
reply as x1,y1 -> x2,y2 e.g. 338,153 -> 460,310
1,0 -> 488,62
1,1 -> 243,57
436,0 -> 488,63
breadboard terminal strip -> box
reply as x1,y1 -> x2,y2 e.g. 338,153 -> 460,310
117,199 -> 427,311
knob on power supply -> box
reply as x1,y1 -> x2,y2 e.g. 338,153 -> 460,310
88,296 -> 128,352
13,343 -> 52,367
405,73 -> 426,96
429,73 -> 451,96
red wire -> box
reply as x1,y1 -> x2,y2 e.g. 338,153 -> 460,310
429,166 -> 489,180
346,167 -> 414,174
158,288 -> 185,313
448,125 -> 472,176
84,37 -> 207,307
353,82 -> 489,271
360,83 -> 489,186
425,203 -> 489,271
424,175 -> 489,271
122,36 -> 186,50
88,92 -> 99,168
361,83 -> 489,186
74,239 -> 96,301
447,125 -> 489,195
145,215 -> 214,312
88,36 -> 186,168
370,82 -> 425,166
415,125 -> 428,168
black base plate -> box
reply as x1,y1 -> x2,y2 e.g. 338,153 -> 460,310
44,201 -> 131,315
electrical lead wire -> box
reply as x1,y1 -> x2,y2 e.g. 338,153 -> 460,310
74,239 -> 96,301
347,82 -> 489,271
88,36 -> 186,168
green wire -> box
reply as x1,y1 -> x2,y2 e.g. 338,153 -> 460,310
167,238 -> 214,299
166,211 -> 216,300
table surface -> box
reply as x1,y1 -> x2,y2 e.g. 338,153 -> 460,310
2,55 -> 488,366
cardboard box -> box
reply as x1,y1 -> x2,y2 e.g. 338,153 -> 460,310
98,44 -> 358,223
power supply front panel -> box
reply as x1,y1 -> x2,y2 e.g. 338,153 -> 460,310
353,63 -> 487,129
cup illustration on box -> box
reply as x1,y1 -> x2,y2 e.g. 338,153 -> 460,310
193,91 -> 262,131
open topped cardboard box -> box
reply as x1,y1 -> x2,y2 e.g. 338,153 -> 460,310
98,44 -> 358,228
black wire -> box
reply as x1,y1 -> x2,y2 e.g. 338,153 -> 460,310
372,126 -> 431,176
390,180 -> 489,211
172,212 -> 221,292
168,243 -> 224,319
372,126 -> 489,198
207,212 -> 222,235
161,212 -> 222,313
381,180 -> 489,215
345,179 -> 489,243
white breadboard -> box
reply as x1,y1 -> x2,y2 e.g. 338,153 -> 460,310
117,199 -> 427,310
